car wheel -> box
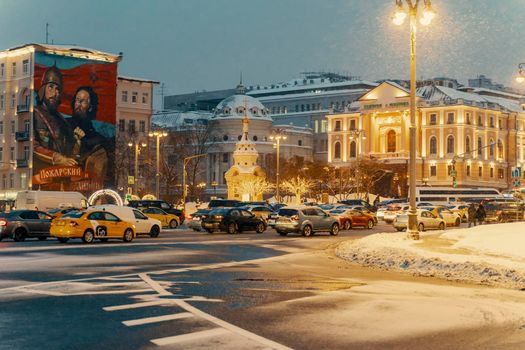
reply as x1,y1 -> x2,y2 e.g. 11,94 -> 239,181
57,237 -> 69,243
418,223 -> 425,232
123,228 -> 134,242
82,229 -> 94,244
169,219 -> 178,229
302,225 -> 312,237
330,223 -> 339,236
367,220 -> 374,229
255,222 -> 265,234
455,218 -> 460,227
38,236 -> 47,241
13,228 -> 26,242
276,230 -> 287,236
343,220 -> 351,230
439,222 -> 445,230
227,222 -> 237,234
396,228 -> 404,232
149,225 -> 160,238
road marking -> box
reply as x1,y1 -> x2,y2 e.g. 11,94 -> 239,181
18,288 -> 66,296
139,273 -> 171,295
151,327 -> 230,346
123,312 -> 193,326
103,300 -> 169,311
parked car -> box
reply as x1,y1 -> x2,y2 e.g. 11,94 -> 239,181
273,206 -> 339,237
50,210 -> 136,243
420,206 -> 461,227
269,203 -> 287,212
319,203 -> 349,211
128,200 -> 184,223
393,209 -> 445,232
201,207 -> 266,234
484,201 -> 524,223
187,209 -> 211,231
377,198 -> 408,209
329,208 -> 375,230
347,206 -> 378,224
90,205 -> 162,238
0,210 -> 53,242
239,205 -> 274,221
48,207 -> 83,220
383,204 -> 409,223
141,207 -> 180,228
338,199 -> 377,212
447,203 -> 470,222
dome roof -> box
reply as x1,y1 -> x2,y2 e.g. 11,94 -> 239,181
213,94 -> 271,120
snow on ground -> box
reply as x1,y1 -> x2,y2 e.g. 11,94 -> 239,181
336,222 -> 525,289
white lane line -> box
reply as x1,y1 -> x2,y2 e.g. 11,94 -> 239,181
103,300 -> 168,311
123,312 -> 193,327
139,273 -> 171,296
18,288 -> 66,296
151,327 -> 230,346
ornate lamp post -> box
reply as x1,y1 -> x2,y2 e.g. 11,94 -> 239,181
149,130 -> 168,199
515,63 -> 525,83
392,0 -> 436,240
349,129 -> 366,199
269,130 -> 287,202
127,141 -> 147,196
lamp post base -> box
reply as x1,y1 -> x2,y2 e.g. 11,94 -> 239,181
407,211 -> 420,240
406,228 -> 420,240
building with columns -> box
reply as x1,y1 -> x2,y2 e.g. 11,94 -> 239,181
327,81 -> 525,190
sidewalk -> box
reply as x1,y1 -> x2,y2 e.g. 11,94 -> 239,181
335,222 -> 525,289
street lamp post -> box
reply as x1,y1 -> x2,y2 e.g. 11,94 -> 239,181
349,129 -> 366,199
149,130 -> 168,199
211,180 -> 218,198
128,141 -> 147,196
392,0 -> 436,240
269,131 -> 287,202
182,154 -> 207,211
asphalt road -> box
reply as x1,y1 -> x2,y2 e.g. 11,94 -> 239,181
1,222 -> 524,350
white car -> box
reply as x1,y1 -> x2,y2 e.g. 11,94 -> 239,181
88,205 -> 163,237
393,209 -> 446,232
419,206 -> 461,227
383,204 -> 409,223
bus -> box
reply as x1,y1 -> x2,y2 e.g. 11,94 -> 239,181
415,187 -> 501,204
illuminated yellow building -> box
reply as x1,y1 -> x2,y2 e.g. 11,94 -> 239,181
327,81 -> 525,190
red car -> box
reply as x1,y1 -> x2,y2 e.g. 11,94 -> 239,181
329,209 -> 375,230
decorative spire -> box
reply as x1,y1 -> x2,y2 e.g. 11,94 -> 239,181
236,71 -> 246,95
242,96 -> 249,139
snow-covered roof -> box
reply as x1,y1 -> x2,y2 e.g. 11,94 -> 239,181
257,88 -> 370,102
213,94 -> 272,121
4,43 -> 121,62
151,110 -> 212,129
118,76 -> 159,84
247,79 -> 377,96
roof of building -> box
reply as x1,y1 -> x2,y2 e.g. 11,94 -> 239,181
118,76 -> 159,84
3,43 -> 121,62
151,110 -> 212,129
213,94 -> 272,121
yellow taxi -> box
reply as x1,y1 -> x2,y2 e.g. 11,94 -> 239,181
50,210 -> 135,243
141,207 -> 180,228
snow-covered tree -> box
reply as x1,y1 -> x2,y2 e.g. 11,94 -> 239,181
281,176 -> 314,204
237,178 -> 274,201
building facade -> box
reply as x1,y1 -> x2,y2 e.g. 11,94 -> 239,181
327,81 -> 525,190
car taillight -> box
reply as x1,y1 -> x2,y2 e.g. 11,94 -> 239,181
215,215 -> 223,219
187,214 -> 193,220
69,221 -> 78,227
0,219 -> 6,226
291,215 -> 299,221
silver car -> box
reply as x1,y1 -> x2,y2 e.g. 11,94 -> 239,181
393,209 -> 445,232
273,206 -> 340,237
187,209 -> 211,231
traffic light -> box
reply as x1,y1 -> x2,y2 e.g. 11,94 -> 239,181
452,178 -> 457,188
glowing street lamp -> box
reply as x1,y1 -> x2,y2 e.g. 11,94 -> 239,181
128,141 -> 147,195
349,129 -> 366,198
149,130 -> 168,199
391,0 -> 436,240
515,63 -> 525,83
269,131 -> 287,202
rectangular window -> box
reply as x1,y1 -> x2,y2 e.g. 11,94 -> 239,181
2,174 -> 5,189
222,153 -> 229,163
466,165 -> 471,177
10,147 -> 14,161
0,121 -> 3,134
0,95 -> 4,109
142,92 -> 148,104
314,120 -> 319,133
11,94 -> 16,108
20,173 -> 27,189
321,120 -> 327,133
0,147 -> 3,162
121,91 -> 128,102
334,120 -> 341,131
466,112 -> 471,124
350,119 -> 356,130
9,173 -> 14,188
131,92 -> 138,103
24,120 -> 30,132
478,166 -> 482,177
0,63 -> 4,77
430,165 -> 437,177
118,119 -> 125,132
23,145 -> 29,160
22,59 -> 29,74
429,113 -> 437,125
490,167 -> 494,178
447,165 -> 453,176
128,120 -> 136,133
11,120 -> 15,134
498,168 -> 504,179
139,120 -> 146,132
11,62 -> 16,77
447,112 -> 454,124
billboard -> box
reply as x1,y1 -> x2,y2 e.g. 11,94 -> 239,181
32,52 -> 117,193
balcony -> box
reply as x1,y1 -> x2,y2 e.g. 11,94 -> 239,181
16,159 -> 28,168
15,131 -> 30,141
16,104 -> 30,114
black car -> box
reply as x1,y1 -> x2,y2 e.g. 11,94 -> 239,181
127,200 -> 184,223
0,210 -> 53,241
201,207 -> 266,234
207,199 -> 242,209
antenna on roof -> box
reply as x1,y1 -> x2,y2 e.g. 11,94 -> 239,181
46,23 -> 49,44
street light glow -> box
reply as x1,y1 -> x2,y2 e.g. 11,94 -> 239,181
392,0 -> 407,25
420,2 -> 436,26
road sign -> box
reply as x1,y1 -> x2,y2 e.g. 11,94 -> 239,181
128,176 -> 135,185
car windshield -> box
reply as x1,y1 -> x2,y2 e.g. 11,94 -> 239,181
62,211 -> 85,219
278,208 -> 298,217
330,209 -> 345,214
210,208 -> 230,215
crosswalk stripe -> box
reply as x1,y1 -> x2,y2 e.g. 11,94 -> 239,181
123,312 -> 193,326
103,300 -> 168,311
151,328 -> 230,346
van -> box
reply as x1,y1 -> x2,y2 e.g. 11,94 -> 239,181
16,191 -> 88,212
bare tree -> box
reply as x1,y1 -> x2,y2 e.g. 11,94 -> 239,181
237,178 -> 274,201
281,176 -> 314,204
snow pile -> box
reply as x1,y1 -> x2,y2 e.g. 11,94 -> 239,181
336,222 -> 525,289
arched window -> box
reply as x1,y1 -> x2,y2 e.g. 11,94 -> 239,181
497,139 -> 503,159
465,136 -> 471,153
446,135 -> 454,154
478,137 -> 483,156
334,142 -> 341,159
429,137 -> 437,155
387,130 -> 396,153
489,138 -> 494,157
350,141 -> 357,158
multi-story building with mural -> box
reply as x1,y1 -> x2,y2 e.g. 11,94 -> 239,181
327,81 -> 525,191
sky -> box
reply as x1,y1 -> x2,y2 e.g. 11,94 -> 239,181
2,0 -> 525,108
